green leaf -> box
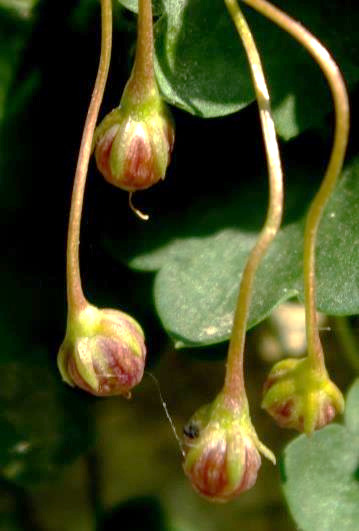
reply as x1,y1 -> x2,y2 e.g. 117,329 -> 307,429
0,351 -> 94,487
0,267 -> 94,487
0,10 -> 32,122
0,8 -> 40,214
119,0 -> 359,139
0,0 -> 39,18
117,0 -> 162,16
0,508 -> 22,531
107,154 -> 359,347
282,379 -> 359,531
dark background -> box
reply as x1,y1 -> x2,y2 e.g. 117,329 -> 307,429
0,1 -> 358,529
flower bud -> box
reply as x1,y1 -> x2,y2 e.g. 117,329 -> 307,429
262,357 -> 344,435
94,84 -> 174,192
57,304 -> 146,397
182,393 -> 275,502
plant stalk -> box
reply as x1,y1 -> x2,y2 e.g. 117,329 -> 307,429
241,0 -> 350,373
126,0 -> 155,102
223,0 -> 284,404
66,0 -> 112,315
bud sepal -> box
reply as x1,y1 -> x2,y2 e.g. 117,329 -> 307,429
57,304 -> 146,397
262,357 -> 344,435
182,392 -> 275,503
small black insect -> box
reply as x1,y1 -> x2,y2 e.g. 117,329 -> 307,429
183,421 -> 200,439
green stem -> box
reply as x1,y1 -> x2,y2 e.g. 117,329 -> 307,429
241,0 -> 350,373
66,0 -> 112,316
223,0 -> 283,405
124,0 -> 156,103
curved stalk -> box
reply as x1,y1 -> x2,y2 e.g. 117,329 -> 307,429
134,0 -> 154,84
241,0 -> 350,373
66,0 -> 112,315
125,0 -> 156,103
223,0 -> 284,403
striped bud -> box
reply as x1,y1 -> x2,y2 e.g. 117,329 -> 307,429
262,357 -> 344,435
94,86 -> 174,192
58,305 -> 146,397
182,394 -> 275,502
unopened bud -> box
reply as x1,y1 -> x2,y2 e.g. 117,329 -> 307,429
57,305 -> 146,397
94,84 -> 174,192
262,357 -> 344,435
182,393 -> 275,502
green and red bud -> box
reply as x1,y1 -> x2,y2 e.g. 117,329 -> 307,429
94,84 -> 174,192
262,357 -> 344,435
57,304 -> 146,397
182,393 -> 275,502
94,0 -> 174,193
